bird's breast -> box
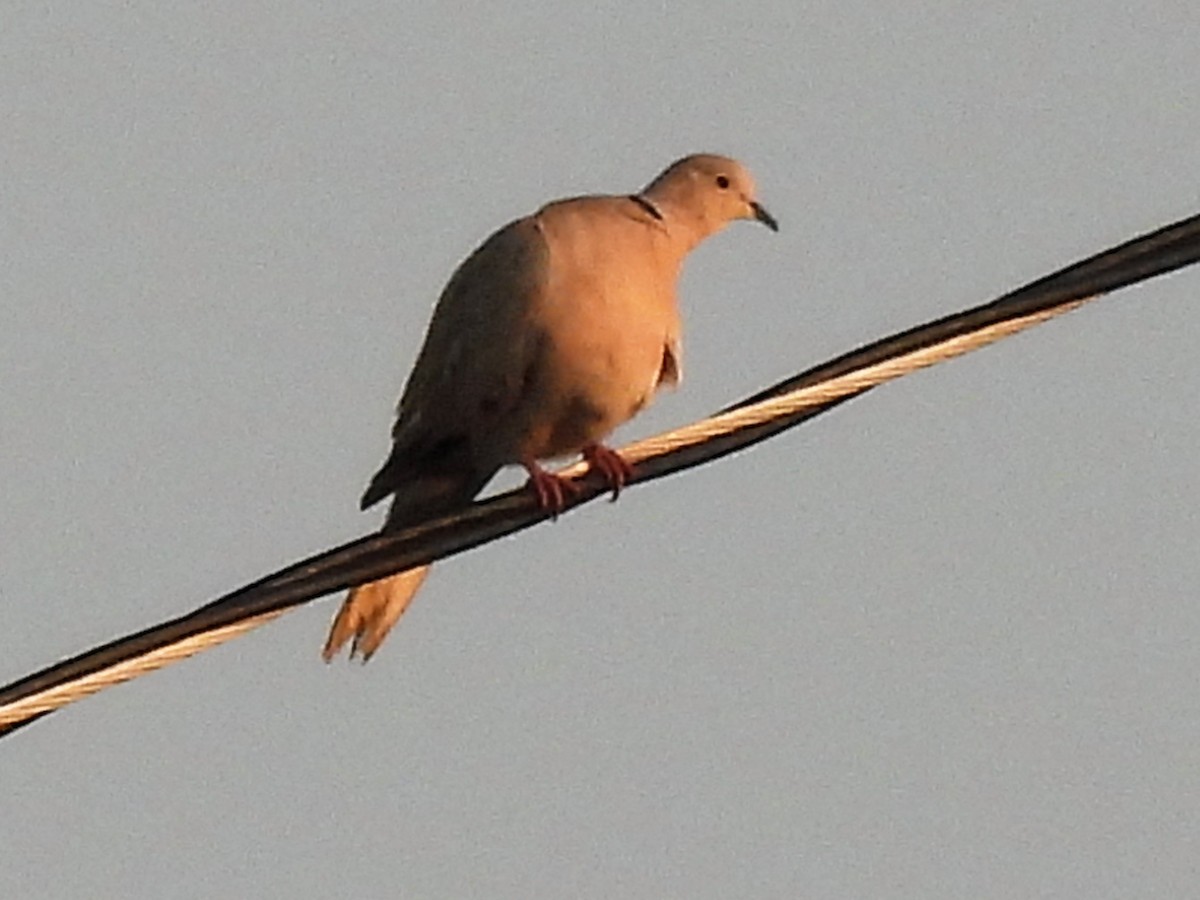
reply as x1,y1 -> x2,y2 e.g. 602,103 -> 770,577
512,203 -> 683,460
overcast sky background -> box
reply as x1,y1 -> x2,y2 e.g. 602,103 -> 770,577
3,3 -> 1199,898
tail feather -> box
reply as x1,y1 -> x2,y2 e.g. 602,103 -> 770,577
324,462 -> 495,662
322,566 -> 431,662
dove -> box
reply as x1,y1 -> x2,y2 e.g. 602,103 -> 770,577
323,154 -> 777,661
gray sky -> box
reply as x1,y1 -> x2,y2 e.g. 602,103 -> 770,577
3,2 -> 1199,897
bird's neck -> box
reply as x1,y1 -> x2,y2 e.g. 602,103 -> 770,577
638,189 -> 722,254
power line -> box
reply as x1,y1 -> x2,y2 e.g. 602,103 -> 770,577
3,209 -> 1199,737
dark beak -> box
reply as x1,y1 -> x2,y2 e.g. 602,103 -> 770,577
750,201 -> 779,232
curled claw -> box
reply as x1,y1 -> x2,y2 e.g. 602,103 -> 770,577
582,444 -> 635,501
521,445 -> 634,515
522,459 -> 581,516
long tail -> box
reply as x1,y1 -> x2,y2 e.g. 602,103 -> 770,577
322,566 -> 431,662
323,464 -> 494,662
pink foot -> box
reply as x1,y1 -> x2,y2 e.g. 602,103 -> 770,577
583,444 -> 635,501
523,459 -> 580,516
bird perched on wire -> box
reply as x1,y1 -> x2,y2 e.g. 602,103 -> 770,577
323,153 -> 778,662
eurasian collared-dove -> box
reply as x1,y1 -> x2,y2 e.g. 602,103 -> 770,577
323,154 -> 777,661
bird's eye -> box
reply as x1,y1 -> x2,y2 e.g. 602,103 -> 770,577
715,174 -> 730,189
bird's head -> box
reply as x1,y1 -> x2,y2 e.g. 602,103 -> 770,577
641,154 -> 778,241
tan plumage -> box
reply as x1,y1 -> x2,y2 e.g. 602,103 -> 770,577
323,154 -> 777,661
